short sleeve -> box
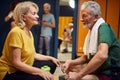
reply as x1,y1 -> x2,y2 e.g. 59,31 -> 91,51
98,23 -> 112,47
51,14 -> 55,23
9,31 -> 22,48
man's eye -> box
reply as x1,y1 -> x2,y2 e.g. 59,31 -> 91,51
83,15 -> 87,18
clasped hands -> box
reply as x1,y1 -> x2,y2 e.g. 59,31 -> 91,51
61,60 -> 83,80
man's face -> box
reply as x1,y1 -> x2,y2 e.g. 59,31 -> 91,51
81,8 -> 95,29
43,5 -> 50,14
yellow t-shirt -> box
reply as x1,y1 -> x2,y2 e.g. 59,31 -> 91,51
0,26 -> 35,79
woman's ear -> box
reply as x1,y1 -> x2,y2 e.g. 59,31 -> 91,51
21,14 -> 26,21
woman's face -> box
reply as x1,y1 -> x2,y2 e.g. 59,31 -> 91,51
24,6 -> 39,27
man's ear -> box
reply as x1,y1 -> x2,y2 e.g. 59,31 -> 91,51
94,14 -> 99,22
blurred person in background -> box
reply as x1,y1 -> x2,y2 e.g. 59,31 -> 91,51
39,3 -> 55,56
62,23 -> 73,53
4,1 -> 21,28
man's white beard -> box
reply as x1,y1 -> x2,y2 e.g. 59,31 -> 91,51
83,23 -> 92,29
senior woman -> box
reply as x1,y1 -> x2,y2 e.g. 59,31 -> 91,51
0,1 -> 60,80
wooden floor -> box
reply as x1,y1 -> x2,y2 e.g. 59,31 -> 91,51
53,74 -> 59,80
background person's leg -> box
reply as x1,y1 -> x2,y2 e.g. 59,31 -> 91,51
44,36 -> 51,55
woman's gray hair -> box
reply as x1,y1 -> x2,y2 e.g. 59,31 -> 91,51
81,1 -> 101,18
13,1 -> 39,29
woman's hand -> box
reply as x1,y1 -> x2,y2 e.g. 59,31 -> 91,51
51,57 -> 60,67
36,70 -> 54,80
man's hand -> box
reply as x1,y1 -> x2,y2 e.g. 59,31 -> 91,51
65,72 -> 82,80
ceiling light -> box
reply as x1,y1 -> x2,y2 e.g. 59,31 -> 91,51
69,0 -> 75,8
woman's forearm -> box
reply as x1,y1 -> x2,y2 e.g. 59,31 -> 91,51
12,60 -> 42,75
34,53 -> 53,61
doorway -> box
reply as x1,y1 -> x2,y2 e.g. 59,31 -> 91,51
57,0 -> 78,61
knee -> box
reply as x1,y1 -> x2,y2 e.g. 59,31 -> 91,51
82,75 -> 99,80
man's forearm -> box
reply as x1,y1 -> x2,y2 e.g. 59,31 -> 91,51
71,55 -> 88,65
78,52 -> 107,77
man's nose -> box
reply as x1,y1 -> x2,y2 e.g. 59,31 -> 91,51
80,18 -> 84,22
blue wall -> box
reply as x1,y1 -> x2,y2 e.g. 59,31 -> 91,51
0,0 -> 13,56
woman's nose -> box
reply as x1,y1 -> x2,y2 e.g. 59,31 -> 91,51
36,14 -> 39,19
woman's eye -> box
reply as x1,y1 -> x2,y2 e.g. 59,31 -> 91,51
31,12 -> 37,15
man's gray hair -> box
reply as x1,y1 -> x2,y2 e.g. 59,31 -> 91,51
81,1 -> 101,18
43,3 -> 51,9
